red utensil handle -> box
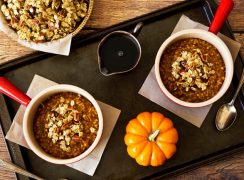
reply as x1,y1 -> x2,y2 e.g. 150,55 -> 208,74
209,0 -> 234,34
0,77 -> 31,107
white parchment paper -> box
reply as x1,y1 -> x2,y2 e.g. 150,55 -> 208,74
5,75 -> 121,176
139,15 -> 241,128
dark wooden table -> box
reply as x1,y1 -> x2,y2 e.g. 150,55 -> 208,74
0,0 -> 244,179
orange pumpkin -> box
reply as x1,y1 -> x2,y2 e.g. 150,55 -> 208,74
124,112 -> 178,166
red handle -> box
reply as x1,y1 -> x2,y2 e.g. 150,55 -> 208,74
0,77 -> 31,107
209,0 -> 234,34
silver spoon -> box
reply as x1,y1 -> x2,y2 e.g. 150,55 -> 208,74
0,158 -> 44,180
215,68 -> 244,131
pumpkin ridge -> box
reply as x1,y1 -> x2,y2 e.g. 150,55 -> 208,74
157,118 -> 173,133
156,128 -> 178,144
147,143 -> 153,165
155,141 -> 177,159
126,119 -> 148,136
127,133 -> 147,138
127,141 -> 148,158
133,141 -> 148,159
151,142 -> 166,166
135,142 -> 152,166
156,141 -> 174,145
158,127 -> 175,135
137,112 -> 152,133
158,127 -> 172,134
151,112 -> 165,131
152,121 -> 164,132
134,118 -> 150,135
124,133 -> 147,145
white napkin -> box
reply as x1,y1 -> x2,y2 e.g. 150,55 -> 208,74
5,75 -> 121,176
0,1 -> 72,56
139,15 -> 241,128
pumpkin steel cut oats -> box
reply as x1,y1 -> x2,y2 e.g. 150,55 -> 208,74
159,38 -> 225,103
33,92 -> 98,159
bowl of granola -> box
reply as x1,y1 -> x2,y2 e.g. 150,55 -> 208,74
0,0 -> 93,43
155,29 -> 233,107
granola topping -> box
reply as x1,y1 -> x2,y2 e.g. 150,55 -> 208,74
160,38 -> 225,103
1,0 -> 88,42
45,96 -> 97,152
171,49 -> 215,92
33,92 -> 99,158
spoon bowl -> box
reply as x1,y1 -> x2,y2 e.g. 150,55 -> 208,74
215,66 -> 244,131
215,103 -> 237,131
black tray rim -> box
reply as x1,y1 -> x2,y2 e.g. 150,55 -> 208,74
0,0 -> 203,72
0,0 -> 244,179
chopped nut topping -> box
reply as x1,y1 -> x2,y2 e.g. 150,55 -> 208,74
90,127 -> 96,133
171,49 -> 215,92
34,92 -> 99,158
44,96 -> 98,152
70,100 -> 75,106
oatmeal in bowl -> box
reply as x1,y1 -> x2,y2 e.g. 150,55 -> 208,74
155,29 -> 233,107
23,85 -> 103,164
34,92 -> 99,159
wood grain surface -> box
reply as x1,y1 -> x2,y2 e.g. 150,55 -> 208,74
0,130 -> 16,180
0,0 -> 244,179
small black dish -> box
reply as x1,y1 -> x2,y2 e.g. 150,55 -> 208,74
97,22 -> 143,76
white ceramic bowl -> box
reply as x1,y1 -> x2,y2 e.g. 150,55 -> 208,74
23,85 -> 103,164
155,29 -> 233,107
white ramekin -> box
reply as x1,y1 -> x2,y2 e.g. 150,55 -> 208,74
23,84 -> 103,164
155,29 -> 233,107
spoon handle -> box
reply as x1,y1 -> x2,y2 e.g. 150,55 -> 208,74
230,68 -> 244,105
0,159 -> 44,180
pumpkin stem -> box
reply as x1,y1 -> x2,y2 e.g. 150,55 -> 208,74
148,130 -> 160,142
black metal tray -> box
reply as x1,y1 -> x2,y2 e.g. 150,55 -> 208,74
0,0 -> 244,179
